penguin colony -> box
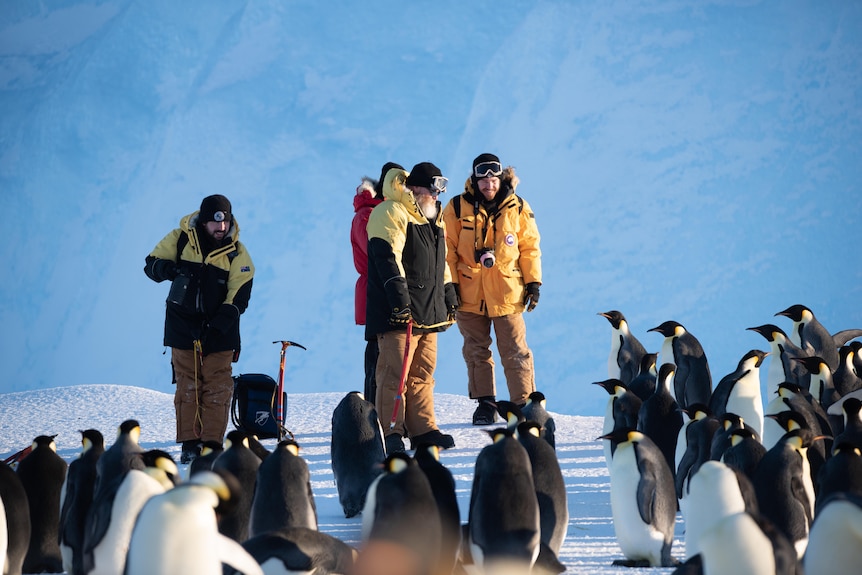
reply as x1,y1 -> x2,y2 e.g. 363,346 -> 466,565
597,305 -> 862,573
1,303 -> 859,574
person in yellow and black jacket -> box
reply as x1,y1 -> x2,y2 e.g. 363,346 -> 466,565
144,194 -> 255,463
442,153 -> 542,426
366,162 -> 459,454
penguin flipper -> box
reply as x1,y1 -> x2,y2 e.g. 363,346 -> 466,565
217,533 -> 265,575
833,328 -> 862,348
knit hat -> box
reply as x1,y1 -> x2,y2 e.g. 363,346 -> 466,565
375,162 -> 404,196
471,153 -> 503,191
199,194 -> 232,223
405,162 -> 443,189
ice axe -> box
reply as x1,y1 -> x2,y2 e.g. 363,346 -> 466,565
273,340 -> 307,440
389,320 -> 413,430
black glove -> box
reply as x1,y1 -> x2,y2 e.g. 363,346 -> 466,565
208,304 -> 239,334
389,307 -> 412,327
445,283 -> 460,321
524,282 -> 540,312
153,259 -> 179,282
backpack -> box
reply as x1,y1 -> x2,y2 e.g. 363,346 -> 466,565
230,373 -> 286,439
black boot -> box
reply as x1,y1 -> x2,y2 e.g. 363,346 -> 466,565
410,429 -> 455,450
180,439 -> 202,464
472,397 -> 497,426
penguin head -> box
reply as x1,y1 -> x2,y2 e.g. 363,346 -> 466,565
80,429 -> 105,453
648,320 -> 685,338
794,355 -> 829,376
527,391 -> 547,407
189,468 -> 242,515
592,378 -> 626,395
31,434 -> 58,452
775,304 -> 811,322
494,401 -> 525,428
486,427 -> 515,444
746,323 -> 784,343
740,349 -> 769,369
199,440 -> 224,458
276,439 -> 300,457
518,421 -> 543,439
224,429 -> 251,450
383,452 -> 414,474
681,403 -> 713,421
765,410 -> 807,433
141,449 -> 181,488
118,419 -> 142,443
728,427 -> 759,448
598,427 -> 643,447
413,443 -> 441,462
598,310 -> 626,329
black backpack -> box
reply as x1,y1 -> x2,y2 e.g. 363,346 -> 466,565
230,373 -> 286,439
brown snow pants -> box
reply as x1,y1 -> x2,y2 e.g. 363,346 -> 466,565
171,348 -> 234,443
456,310 -> 535,404
375,330 -> 439,439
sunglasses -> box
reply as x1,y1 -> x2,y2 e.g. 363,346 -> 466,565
473,161 -> 503,178
430,176 -> 448,194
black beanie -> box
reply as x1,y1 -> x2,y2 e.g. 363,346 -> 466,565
472,153 -> 501,172
199,194 -> 232,223
405,162 -> 442,189
375,162 -> 404,196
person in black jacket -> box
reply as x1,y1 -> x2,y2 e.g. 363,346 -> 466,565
366,163 -> 459,453
144,194 -> 255,463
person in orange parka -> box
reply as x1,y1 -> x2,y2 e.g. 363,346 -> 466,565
352,162 -> 403,402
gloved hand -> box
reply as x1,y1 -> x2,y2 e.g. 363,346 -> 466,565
389,307 -> 412,327
524,282 -> 540,312
445,283 -> 460,321
153,259 -> 179,282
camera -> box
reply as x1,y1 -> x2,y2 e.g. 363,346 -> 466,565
476,248 -> 496,269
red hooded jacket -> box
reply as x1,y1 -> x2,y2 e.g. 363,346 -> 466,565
352,179 -> 383,325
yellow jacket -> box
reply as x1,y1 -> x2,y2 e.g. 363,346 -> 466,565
441,167 -> 541,317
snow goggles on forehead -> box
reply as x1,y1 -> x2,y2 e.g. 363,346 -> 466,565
213,211 -> 229,222
473,161 -> 503,178
429,176 -> 448,194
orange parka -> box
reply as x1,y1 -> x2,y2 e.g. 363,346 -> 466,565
441,167 -> 541,318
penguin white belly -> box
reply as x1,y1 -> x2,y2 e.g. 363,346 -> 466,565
684,461 -> 747,558
0,495 -> 7,574
609,443 -> 666,565
89,470 -> 165,575
700,513 -> 775,575
765,355 -> 784,400
608,331 -> 622,380
804,498 -> 862,575
726,378 -> 764,439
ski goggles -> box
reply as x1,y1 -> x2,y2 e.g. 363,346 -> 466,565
212,210 -> 229,223
473,160 -> 503,178
429,176 -> 448,194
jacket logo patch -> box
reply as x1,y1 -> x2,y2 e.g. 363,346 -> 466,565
241,266 -> 251,272
505,233 -> 516,246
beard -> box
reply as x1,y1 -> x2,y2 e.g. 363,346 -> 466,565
416,194 -> 438,220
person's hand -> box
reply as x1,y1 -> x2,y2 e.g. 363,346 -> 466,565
389,307 -> 412,327
445,283 -> 460,321
208,304 -> 239,334
524,282 -> 540,312
154,259 -> 179,282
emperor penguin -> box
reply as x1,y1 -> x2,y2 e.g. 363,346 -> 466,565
763,382 -> 831,451
816,441 -> 862,514
648,320 -> 712,409
594,379 -> 641,469
599,310 -> 648,386
683,460 -> 754,559
698,511 -> 800,575
746,324 -> 809,397
637,362 -> 684,479
599,428 -> 678,567
628,352 -> 658,402
833,344 -> 862,396
709,412 -> 758,461
753,428 -> 820,558
709,349 -> 768,439
228,527 -> 357,575
766,410 -> 827,491
188,440 -> 224,476
330,391 -> 385,518
361,452 -> 441,575
521,390 -> 557,450
125,469 -> 264,575
804,492 -> 862,575
494,400 -> 527,431
59,428 -> 105,575
413,443 -> 460,575
92,419 -> 145,504
831,395 -> 862,448
674,404 -> 719,513
775,303 -> 862,371
249,439 -> 317,538
16,434 -> 67,574
517,421 -> 568,573
795,355 -> 841,429
720,427 -> 767,483
467,428 -> 540,573
212,429 -> 262,542
83,449 -> 179,575
1,461 -> 30,575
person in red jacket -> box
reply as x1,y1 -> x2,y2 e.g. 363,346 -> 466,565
353,162 -> 402,402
